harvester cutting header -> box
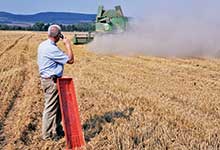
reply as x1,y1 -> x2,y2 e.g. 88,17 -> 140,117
73,5 -> 128,44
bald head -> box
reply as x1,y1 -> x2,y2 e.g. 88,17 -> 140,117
48,24 -> 62,38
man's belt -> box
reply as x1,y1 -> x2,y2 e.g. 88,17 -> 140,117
41,75 -> 59,83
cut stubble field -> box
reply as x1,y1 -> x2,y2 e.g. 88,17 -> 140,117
0,31 -> 220,150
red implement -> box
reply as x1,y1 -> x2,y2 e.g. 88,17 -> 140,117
57,78 -> 84,150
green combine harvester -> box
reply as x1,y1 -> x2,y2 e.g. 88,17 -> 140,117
73,5 -> 128,45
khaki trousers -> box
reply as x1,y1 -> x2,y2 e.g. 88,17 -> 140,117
40,78 -> 62,139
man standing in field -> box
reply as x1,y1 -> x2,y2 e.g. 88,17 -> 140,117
37,24 -> 74,141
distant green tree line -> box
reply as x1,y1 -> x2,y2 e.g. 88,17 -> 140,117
0,21 -> 95,32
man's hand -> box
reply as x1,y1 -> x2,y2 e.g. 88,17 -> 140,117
63,38 -> 71,47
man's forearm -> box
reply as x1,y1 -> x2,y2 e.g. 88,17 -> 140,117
63,39 -> 74,64
66,44 -> 74,62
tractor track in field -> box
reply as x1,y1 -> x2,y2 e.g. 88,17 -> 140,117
0,35 -> 30,120
0,35 -> 31,149
0,40 -> 5,49
0,35 -> 25,57
0,70 -> 26,148
0,34 -> 43,149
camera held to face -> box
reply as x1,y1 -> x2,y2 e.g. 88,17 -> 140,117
58,33 -> 64,39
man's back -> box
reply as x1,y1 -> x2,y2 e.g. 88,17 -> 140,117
37,39 -> 69,78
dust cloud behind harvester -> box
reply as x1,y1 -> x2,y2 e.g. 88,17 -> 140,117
88,0 -> 220,58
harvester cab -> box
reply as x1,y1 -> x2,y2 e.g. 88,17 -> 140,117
73,5 -> 128,45
96,5 -> 128,33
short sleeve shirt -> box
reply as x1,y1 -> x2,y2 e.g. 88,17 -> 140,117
37,39 -> 69,78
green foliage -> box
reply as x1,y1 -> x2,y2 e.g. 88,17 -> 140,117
0,22 -> 95,32
74,23 -> 95,32
32,22 -> 45,31
0,24 -> 10,30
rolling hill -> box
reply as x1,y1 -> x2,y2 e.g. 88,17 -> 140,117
0,11 -> 96,26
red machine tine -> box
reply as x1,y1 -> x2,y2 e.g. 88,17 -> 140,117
57,78 -> 84,149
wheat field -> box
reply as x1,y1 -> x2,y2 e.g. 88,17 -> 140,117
0,31 -> 220,150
